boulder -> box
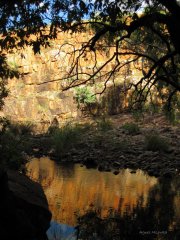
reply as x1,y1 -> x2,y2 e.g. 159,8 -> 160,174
0,169 -> 51,240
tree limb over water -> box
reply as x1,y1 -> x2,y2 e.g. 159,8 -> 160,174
0,0 -> 180,109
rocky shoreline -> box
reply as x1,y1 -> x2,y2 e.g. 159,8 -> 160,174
27,114 -> 180,179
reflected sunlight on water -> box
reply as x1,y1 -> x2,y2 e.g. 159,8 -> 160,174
26,157 -> 158,226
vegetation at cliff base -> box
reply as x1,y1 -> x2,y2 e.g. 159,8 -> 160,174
0,1 -> 180,172
145,132 -> 170,152
0,0 -> 180,111
0,3 -> 180,239
0,119 -> 33,170
52,123 -> 83,158
122,122 -> 140,135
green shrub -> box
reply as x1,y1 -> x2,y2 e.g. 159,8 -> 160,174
132,110 -> 144,122
165,109 -> 179,125
92,133 -> 104,147
52,123 -> 82,158
48,125 -> 59,135
80,122 -> 93,131
0,117 -> 10,132
122,122 -> 140,135
7,60 -> 19,71
8,122 -> 34,136
0,118 -> 32,171
75,86 -> 96,108
110,139 -> 129,151
145,133 -> 170,152
0,130 -> 26,170
96,117 -> 112,131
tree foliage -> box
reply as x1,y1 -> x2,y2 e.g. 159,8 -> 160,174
0,0 -> 180,109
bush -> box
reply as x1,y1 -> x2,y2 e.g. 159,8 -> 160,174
145,133 -> 170,152
52,123 -> 83,158
0,130 -> 26,170
122,122 -> 140,135
47,125 -> 59,135
110,139 -> 129,151
132,110 -> 144,122
75,86 -> 96,108
96,117 -> 112,131
8,122 -> 34,136
0,118 -> 31,171
165,109 -> 180,125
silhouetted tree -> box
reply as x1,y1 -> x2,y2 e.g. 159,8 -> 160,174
0,0 -> 180,109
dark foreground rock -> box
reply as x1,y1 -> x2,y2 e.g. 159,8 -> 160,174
0,169 -> 51,240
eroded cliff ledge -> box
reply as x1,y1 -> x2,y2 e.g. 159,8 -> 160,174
1,31 -> 142,128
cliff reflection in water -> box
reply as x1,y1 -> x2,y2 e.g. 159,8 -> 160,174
27,157 -> 159,226
77,177 -> 180,240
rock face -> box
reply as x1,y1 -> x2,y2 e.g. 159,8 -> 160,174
0,169 -> 51,240
0,31 -> 143,128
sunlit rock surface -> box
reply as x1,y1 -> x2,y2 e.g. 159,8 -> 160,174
1,31 -> 143,127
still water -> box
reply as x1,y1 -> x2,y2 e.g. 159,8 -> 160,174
27,157 -> 180,239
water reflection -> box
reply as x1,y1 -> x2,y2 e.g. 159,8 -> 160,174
27,157 -> 159,226
78,177 -> 180,240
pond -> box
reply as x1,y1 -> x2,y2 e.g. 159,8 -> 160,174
27,157 -> 180,239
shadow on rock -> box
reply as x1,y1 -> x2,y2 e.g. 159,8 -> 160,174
0,169 -> 52,240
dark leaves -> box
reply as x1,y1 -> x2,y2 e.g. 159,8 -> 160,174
135,4 -> 141,11
32,41 -> 41,54
79,0 -> 86,10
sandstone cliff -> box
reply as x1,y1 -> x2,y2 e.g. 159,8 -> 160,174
1,31 -> 142,128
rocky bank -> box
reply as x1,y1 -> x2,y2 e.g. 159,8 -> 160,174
26,113 -> 180,179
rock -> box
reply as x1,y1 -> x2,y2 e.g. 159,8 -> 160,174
161,127 -> 171,132
147,169 -> 155,176
0,170 -> 51,240
105,168 -> 111,172
165,147 -> 174,154
120,155 -> 126,160
98,165 -> 105,172
113,161 -> 121,167
153,173 -> 160,178
113,171 -> 119,175
162,171 -> 173,178
84,157 -> 98,169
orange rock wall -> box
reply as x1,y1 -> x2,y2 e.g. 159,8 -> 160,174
1,31 -> 142,127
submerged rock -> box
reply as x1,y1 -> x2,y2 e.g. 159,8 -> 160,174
0,169 -> 51,240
